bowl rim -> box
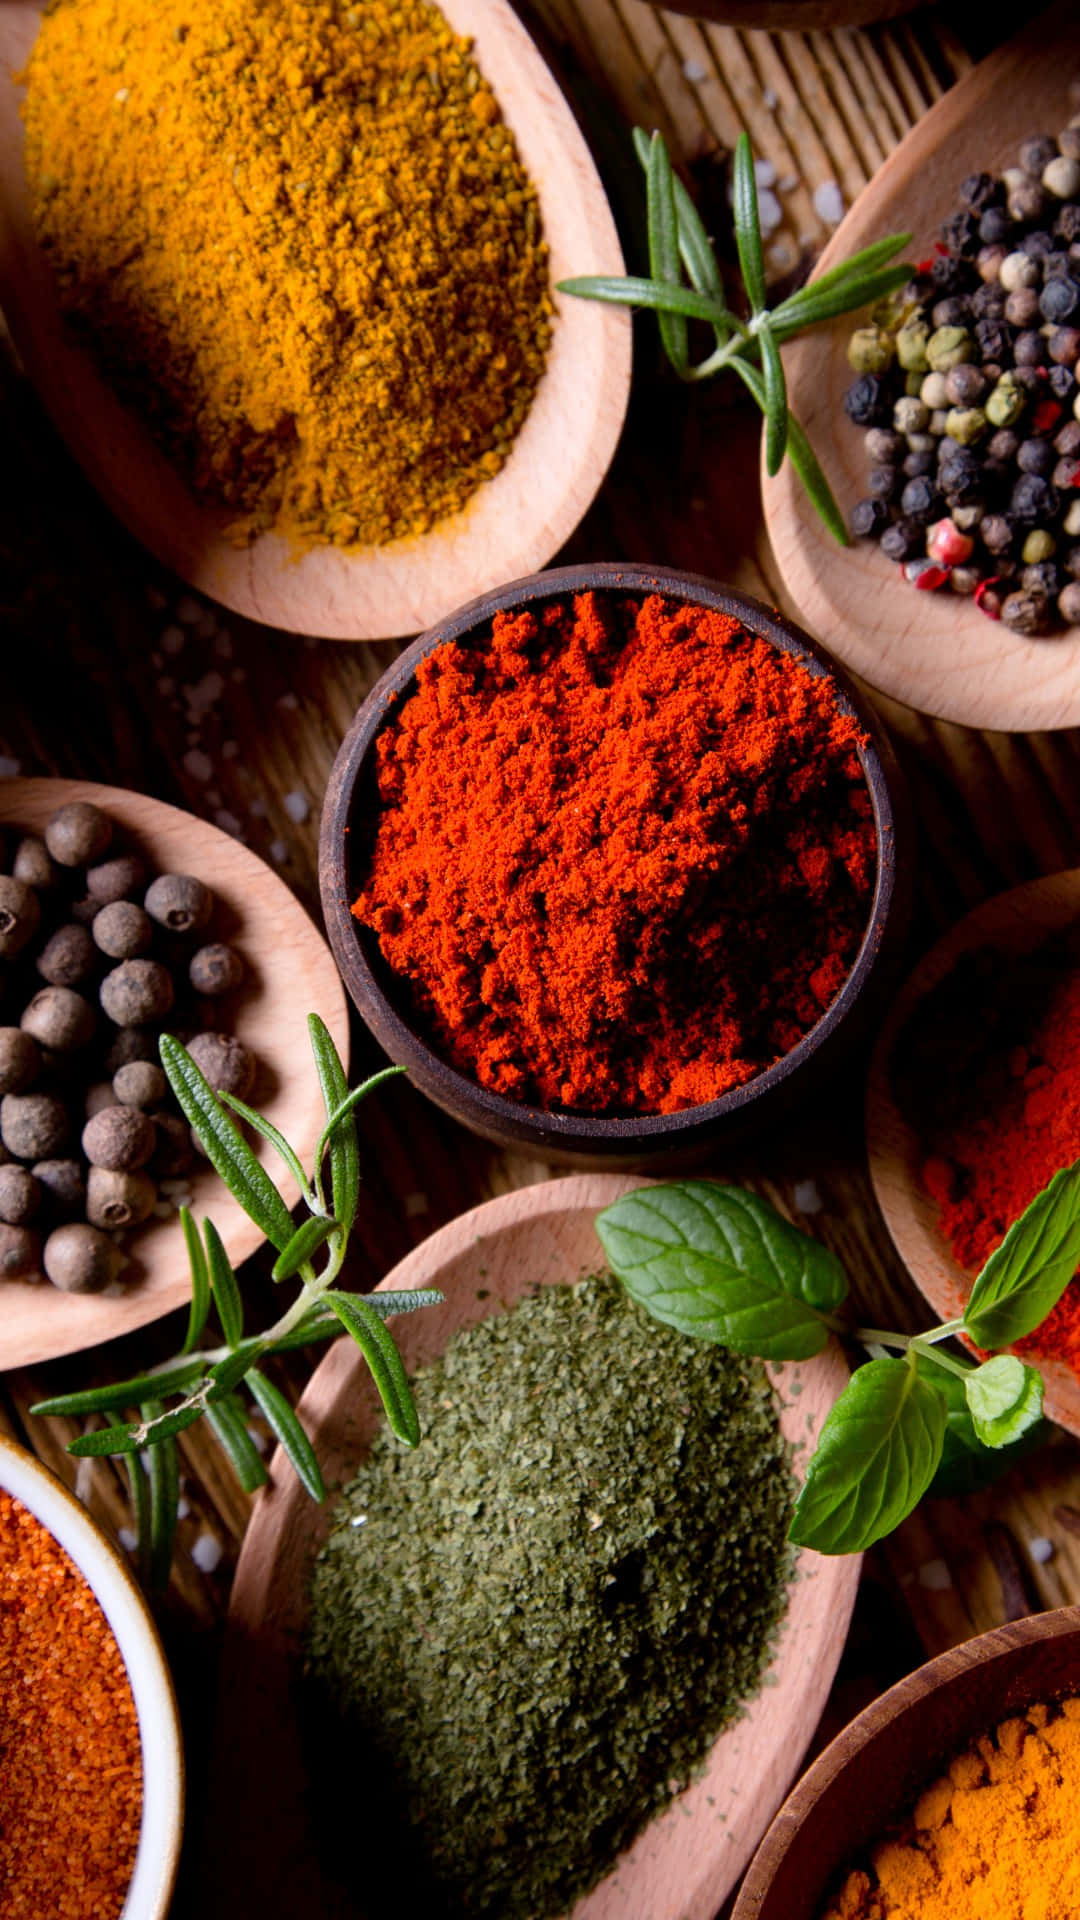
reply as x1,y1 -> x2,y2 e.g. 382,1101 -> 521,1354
731,1604 -> 1080,1918
319,562 -> 902,1142
0,1432 -> 184,1920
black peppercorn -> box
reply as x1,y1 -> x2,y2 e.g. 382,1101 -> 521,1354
1001,588 -> 1051,635
1056,203 -> 1080,244
972,282 -> 1007,319
978,206 -> 1012,246
903,449 -> 936,478
962,171 -> 1002,212
1021,561 -> 1063,597
1041,278 -> 1080,324
879,518 -> 924,562
849,497 -> 890,538
980,513 -> 1016,555
867,465 -> 899,500
1017,437 -> 1057,476
1021,227 -> 1056,258
1050,328 -> 1080,367
987,428 -> 1021,462
843,375 -> 890,426
1042,251 -> 1071,280
1010,473 -> 1060,522
1019,135 -> 1059,178
932,295 -> 971,329
1014,329 -> 1048,366
900,475 -> 943,522
975,318 -> 1016,365
1048,364 -> 1078,403
1005,286 -> 1041,327
930,253 -> 974,297
941,209 -> 980,256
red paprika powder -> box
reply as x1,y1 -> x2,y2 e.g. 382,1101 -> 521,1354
353,592 -> 876,1114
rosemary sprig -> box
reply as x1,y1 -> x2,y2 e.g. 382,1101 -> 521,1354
32,1017 -> 443,1587
558,128 -> 912,542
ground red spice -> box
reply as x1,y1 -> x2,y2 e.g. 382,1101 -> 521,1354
0,1489 -> 142,1919
353,592 -> 877,1114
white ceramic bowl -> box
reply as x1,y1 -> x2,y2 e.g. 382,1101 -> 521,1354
0,1434 -> 184,1919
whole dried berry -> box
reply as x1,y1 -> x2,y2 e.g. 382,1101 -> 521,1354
1008,181 -> 1047,224
0,1092 -> 68,1161
1014,331 -> 1048,369
879,518 -> 924,562
1021,562 -> 1063,598
144,873 -> 212,935
12,836 -> 57,890
1019,134 -> 1059,178
0,1028 -> 40,1097
1005,286 -> 1040,327
843,376 -> 890,426
926,326 -> 974,371
1056,204 -> 1080,244
900,476 -> 943,522
850,498 -> 889,538
0,1165 -> 40,1226
148,1113 -> 195,1179
186,1031 -> 256,1100
867,466 -> 899,500
112,1061 -> 168,1109
975,318 -> 1015,364
1044,155 -> 1080,199
1001,589 -> 1051,634
931,295 -> 971,330
86,1167 -> 157,1232
977,207 -> 1012,246
941,211 -> 979,257
0,1224 -> 41,1281
1022,527 -> 1057,563
104,1026 -> 159,1074
865,427 -> 905,464
100,959 -> 175,1027
1017,438 -> 1058,476
32,1159 -> 86,1221
44,801 -> 112,868
85,1081 -> 120,1120
0,876 -> 40,959
963,172 -> 1002,213
988,428 -> 1022,462
85,853 -> 148,905
903,449 -> 936,479
37,923 -> 96,988
82,1105 -> 156,1173
44,1223 -> 126,1294
189,943 -> 245,997
945,364 -> 988,407
92,901 -> 153,960
1011,473 -> 1060,523
21,987 -> 95,1054
930,255 -> 974,298
1048,365 -> 1078,404
1059,581 -> 1080,623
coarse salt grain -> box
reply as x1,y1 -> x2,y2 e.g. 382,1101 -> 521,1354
277,691 -> 300,711
269,839 -> 289,865
1030,1536 -> 1055,1564
160,624 -> 186,654
918,1559 -> 953,1591
283,789 -> 310,824
813,181 -> 845,226
183,748 -> 214,783
757,189 -> 782,234
0,757 -> 23,778
191,1533 -> 223,1574
762,88 -> 777,108
405,1192 -> 430,1218
176,594 -> 204,626
754,158 -> 777,189
117,1527 -> 138,1552
793,1179 -> 824,1214
682,57 -> 707,82
249,797 -> 268,819
214,810 -> 244,837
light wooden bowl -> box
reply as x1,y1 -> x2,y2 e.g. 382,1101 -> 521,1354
211,1175 -> 859,1920
0,1 -> 629,642
762,0 -> 1080,732
0,778 -> 348,1367
320,563 -> 912,1170
733,1606 -> 1080,1920
0,1430 -> 184,1920
866,871 -> 1080,1438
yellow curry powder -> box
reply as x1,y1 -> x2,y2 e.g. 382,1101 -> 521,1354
22,0 -> 552,550
822,1698 -> 1080,1920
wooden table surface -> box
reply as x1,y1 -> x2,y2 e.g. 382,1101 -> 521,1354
3,1 -> 1079,1912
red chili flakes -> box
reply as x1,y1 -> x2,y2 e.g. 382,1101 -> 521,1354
0,1490 -> 142,1919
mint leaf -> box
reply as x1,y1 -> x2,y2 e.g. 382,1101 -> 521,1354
915,1353 -> 1048,1496
788,1357 -> 946,1553
964,1354 -> 1044,1449
596,1182 -> 846,1361
964,1158 -> 1080,1349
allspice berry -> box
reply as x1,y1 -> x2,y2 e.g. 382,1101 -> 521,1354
0,1092 -> 69,1161
0,876 -> 41,959
148,1112 -> 195,1179
37,923 -> 97,988
21,987 -> 95,1054
0,1223 -> 41,1282
82,1105 -> 155,1173
100,959 -> 174,1027
144,873 -> 213,934
85,1081 -> 119,1120
112,1061 -> 167,1109
186,1031 -> 256,1100
12,836 -> 57,891
44,1223 -> 126,1293
87,1166 -> 157,1232
93,901 -> 153,960
86,853 -> 147,905
189,944 -> 244,997
44,801 -> 112,868
104,1026 -> 158,1075
0,1028 -> 40,1097
32,1159 -> 86,1221
0,1165 -> 41,1226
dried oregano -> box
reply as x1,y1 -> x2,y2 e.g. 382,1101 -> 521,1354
305,1271 -> 795,1918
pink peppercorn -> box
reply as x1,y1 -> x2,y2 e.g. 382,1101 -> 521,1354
905,558 -> 951,590
927,519 -> 975,566
975,577 -> 1005,619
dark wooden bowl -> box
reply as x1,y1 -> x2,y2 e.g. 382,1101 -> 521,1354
658,0 -> 917,25
732,1607 -> 1080,1920
319,563 -> 911,1170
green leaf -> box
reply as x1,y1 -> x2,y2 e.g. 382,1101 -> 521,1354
179,1205 -> 211,1357
141,1399 -> 180,1593
124,1451 -> 151,1589
633,125 -> 726,310
784,412 -> 850,546
556,275 -> 740,330
777,231 -> 911,306
732,130 -> 766,314
596,1181 -> 846,1361
964,1354 -> 1045,1449
206,1395 -> 269,1494
205,1337 -> 263,1401
272,1214 -> 338,1283
314,1067 -> 407,1181
768,262 -> 912,338
964,1158 -> 1080,1349
308,1014 -> 360,1240
270,1304 -> 344,1353
325,1292 -> 420,1447
352,1287 -> 445,1321
68,1403 -> 204,1456
645,131 -> 689,377
204,1218 -> 244,1348
917,1354 -> 1049,1496
218,1094 -> 315,1209
247,1368 -> 325,1501
788,1356 -> 946,1554
32,1357 -> 206,1417
160,1035 -> 294,1252
758,316 -> 788,476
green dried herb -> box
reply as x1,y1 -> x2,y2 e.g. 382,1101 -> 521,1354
305,1272 -> 795,1920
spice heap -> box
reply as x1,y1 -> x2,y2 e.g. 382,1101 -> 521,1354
0,1489 -> 142,1919
893,933 -> 1080,1375
0,799 -> 254,1293
352,592 -> 877,1114
22,0 -> 551,551
821,1697 -> 1080,1919
307,1271 -> 795,1920
844,97 -> 1080,634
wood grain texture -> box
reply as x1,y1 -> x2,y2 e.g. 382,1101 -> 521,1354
763,0 -> 1080,730
218,1176 -> 859,1920
0,0 -> 630,640
0,779 -> 348,1367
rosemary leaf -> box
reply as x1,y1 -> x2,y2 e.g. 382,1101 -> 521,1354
31,1357 -> 207,1418
69,1403 -> 203,1456
633,127 -> 725,308
247,1368 -> 325,1501
314,1066 -> 407,1175
731,131 -> 766,315
774,232 -> 911,308
142,1399 -> 180,1592
272,1213 -> 339,1283
785,413 -> 850,548
180,1204 -> 210,1356
125,1450 -> 151,1589
308,1013 -> 360,1238
646,130 -> 689,377
205,1217 -> 244,1348
160,1035 -> 294,1252
758,318 -> 788,476
768,264 -> 912,340
325,1291 -> 420,1447
219,1093 -> 315,1211
206,1395 -> 269,1494
555,275 -> 740,330
205,1337 -> 264,1402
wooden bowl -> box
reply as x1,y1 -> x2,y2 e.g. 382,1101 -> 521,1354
732,1606 -> 1080,1920
866,871 -> 1080,1438
210,1175 -> 859,1920
0,1431 -> 184,1920
0,778 -> 348,1366
659,0 -> 916,27
0,0 -> 629,642
762,0 -> 1080,732
318,563 -> 912,1171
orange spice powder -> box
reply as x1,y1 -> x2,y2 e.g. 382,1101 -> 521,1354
0,1489 -> 142,1919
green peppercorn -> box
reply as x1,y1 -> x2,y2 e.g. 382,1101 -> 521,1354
905,371 -> 925,396
985,374 -> 1027,428
847,326 -> 895,374
944,407 -> 988,446
926,326 -> 974,372
1022,528 -> 1057,564
895,322 -> 930,372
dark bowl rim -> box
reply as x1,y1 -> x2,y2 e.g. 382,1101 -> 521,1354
319,562 -> 902,1143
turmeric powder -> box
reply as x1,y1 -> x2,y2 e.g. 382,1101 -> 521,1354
22,0 -> 551,551
822,1698 -> 1080,1920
